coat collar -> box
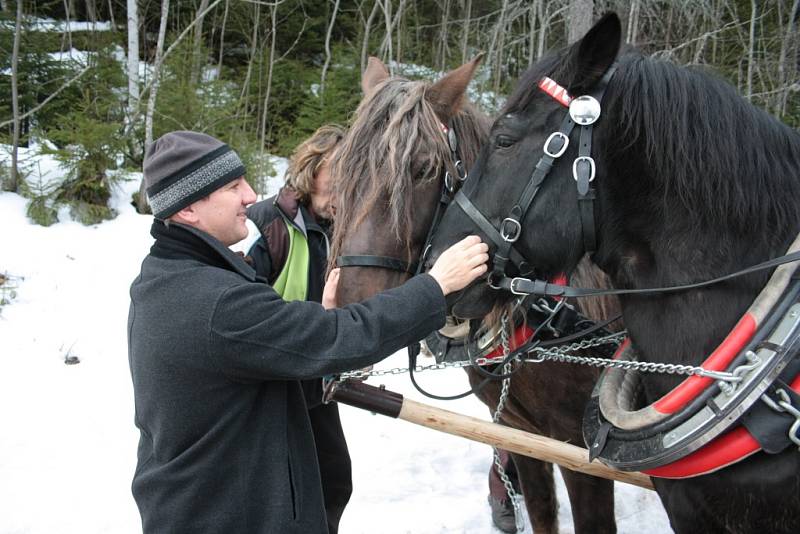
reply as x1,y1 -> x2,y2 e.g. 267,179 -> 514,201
150,220 -> 257,281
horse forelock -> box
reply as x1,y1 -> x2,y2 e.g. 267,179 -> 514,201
331,75 -> 490,268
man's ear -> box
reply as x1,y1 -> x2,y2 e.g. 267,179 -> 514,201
171,204 -> 200,225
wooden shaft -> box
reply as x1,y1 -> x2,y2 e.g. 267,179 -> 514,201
398,398 -> 655,490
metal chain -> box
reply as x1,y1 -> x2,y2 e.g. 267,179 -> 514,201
336,331 -> 626,380
338,329 -> 748,385
490,313 -> 524,533
760,388 -> 800,449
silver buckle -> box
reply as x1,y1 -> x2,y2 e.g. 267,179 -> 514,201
572,156 -> 596,182
500,218 -> 521,243
543,132 -> 569,158
509,277 -> 528,295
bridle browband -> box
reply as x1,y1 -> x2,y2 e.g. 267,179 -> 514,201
336,120 -> 466,278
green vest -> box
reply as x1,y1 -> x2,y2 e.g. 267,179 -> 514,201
272,219 -> 310,302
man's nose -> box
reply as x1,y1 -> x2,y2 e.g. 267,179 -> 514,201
243,181 -> 257,204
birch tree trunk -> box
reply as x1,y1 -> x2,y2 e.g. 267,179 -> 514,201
5,0 -> 22,192
776,0 -> 799,116
626,0 -> 639,44
138,0 -> 170,213
190,0 -> 210,87
461,0 -> 472,64
217,0 -> 230,75
126,0 -> 139,135
568,0 -> 593,44
361,0 -> 380,73
746,0 -> 757,99
381,0 -> 393,74
320,0 -> 341,96
62,0 -> 73,51
259,3 -> 277,152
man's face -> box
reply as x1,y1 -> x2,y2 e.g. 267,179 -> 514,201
310,161 -> 334,221
192,177 -> 257,246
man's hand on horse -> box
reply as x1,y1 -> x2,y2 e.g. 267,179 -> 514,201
428,235 -> 489,295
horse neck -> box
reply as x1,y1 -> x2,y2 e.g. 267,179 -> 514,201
592,100 -> 800,401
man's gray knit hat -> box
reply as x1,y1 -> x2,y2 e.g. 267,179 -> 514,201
144,131 -> 246,219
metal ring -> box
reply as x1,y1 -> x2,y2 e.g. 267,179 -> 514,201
544,132 -> 569,158
444,172 -> 455,192
572,156 -> 596,182
455,160 -> 467,181
487,272 -> 503,290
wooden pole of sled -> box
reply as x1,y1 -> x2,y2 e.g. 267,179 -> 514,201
327,380 -> 654,491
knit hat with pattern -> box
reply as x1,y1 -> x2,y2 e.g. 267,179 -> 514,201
144,131 -> 246,219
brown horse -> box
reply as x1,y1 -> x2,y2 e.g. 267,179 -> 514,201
329,56 -> 622,534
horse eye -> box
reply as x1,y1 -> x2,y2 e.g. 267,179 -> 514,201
496,135 -> 516,148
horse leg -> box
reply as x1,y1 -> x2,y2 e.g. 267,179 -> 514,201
559,467 -> 616,534
509,453 -> 559,534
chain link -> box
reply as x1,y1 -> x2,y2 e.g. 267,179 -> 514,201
337,329 -> 749,385
491,313 -> 524,533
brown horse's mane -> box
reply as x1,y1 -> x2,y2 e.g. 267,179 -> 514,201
329,75 -> 491,272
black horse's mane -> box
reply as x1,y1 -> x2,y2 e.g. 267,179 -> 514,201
504,48 -> 800,238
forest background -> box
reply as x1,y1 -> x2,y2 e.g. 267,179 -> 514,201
1,0 -> 798,225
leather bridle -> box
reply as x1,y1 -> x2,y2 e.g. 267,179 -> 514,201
336,121 -> 467,278
452,65 -> 618,291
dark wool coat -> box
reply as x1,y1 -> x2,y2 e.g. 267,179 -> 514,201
127,221 -> 445,534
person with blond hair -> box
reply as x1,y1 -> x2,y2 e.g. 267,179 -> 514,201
246,124 -> 349,533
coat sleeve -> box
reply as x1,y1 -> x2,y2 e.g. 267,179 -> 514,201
209,274 -> 446,381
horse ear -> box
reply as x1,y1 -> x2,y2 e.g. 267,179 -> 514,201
568,12 -> 621,93
362,56 -> 390,96
425,53 -> 484,123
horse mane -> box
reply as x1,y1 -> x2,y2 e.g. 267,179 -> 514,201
504,48 -> 800,238
330,75 -> 490,264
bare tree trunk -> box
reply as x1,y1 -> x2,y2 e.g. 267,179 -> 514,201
106,0 -> 116,27
86,0 -> 97,23
61,0 -> 73,51
536,1 -> 547,60
568,0 -> 593,44
126,0 -> 139,118
190,0 -> 210,87
6,0 -> 22,192
321,0 -> 341,96
138,0 -> 170,212
0,1 -> 8,13
438,0 -> 451,72
528,0 -> 538,66
461,0 -> 472,64
746,0 -> 757,99
126,0 -> 140,160
776,0 -> 800,116
626,0 -> 639,44
381,0 -> 393,73
217,0 -> 230,75
259,3 -> 278,153
238,2 -> 261,127
361,0 -> 380,73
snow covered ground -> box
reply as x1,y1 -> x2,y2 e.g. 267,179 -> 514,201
0,153 -> 671,533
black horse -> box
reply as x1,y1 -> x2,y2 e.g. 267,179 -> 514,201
428,12 -> 800,534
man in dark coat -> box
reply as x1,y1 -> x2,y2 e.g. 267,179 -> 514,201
246,124 -> 352,533
127,130 -> 489,534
